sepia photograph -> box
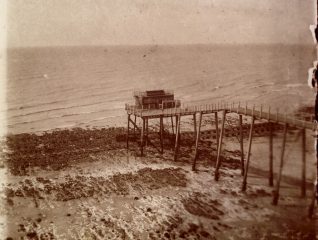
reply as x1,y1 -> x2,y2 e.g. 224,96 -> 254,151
0,0 -> 317,239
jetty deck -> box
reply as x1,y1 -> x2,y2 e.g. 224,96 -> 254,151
125,101 -> 317,217
125,102 -> 313,129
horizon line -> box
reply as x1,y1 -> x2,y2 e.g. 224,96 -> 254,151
6,42 -> 315,50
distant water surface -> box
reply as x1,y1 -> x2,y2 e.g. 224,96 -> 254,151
6,44 -> 315,134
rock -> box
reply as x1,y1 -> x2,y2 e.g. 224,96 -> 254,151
18,224 -> 25,232
6,198 -> 14,206
200,230 -> 210,237
147,207 -> 152,212
26,232 -> 37,238
164,232 -> 170,238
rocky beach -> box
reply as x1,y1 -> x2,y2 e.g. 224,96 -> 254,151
0,113 -> 317,239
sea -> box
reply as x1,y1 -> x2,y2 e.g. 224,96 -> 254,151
5,44 -> 316,134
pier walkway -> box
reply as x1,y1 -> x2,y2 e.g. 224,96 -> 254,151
125,101 -> 317,217
126,102 -> 313,129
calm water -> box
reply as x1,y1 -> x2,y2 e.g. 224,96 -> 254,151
5,44 -> 315,134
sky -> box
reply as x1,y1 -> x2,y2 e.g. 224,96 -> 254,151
5,0 -> 317,47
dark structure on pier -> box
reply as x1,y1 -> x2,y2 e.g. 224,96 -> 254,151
133,90 -> 180,109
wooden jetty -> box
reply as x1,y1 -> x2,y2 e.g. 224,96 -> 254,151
125,97 -> 317,216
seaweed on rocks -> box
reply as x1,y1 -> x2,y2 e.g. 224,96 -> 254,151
5,128 -> 126,175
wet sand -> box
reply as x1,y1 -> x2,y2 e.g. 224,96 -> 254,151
0,116 -> 317,239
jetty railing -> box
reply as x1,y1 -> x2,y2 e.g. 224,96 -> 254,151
125,102 -> 313,129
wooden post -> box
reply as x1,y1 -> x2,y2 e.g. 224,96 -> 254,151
160,116 -> 164,154
239,115 -> 244,176
171,116 -> 174,134
215,112 -> 219,151
145,118 -> 149,146
272,123 -> 288,205
269,122 -> 274,187
140,117 -> 145,156
242,116 -> 255,191
133,115 -> 137,136
193,113 -> 197,141
192,112 -> 203,171
308,180 -> 317,219
214,110 -> 226,181
175,116 -> 178,134
301,128 -> 306,197
127,114 -> 130,150
174,115 -> 181,161
308,130 -> 318,218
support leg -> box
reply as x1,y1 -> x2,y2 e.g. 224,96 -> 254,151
215,112 -> 219,152
171,116 -> 174,134
308,132 -> 318,218
242,116 -> 255,191
308,180 -> 317,218
160,116 -> 164,154
193,113 -> 197,141
272,123 -> 288,205
175,116 -> 178,134
192,112 -> 203,171
133,115 -> 137,136
269,122 -> 274,187
301,128 -> 306,197
145,118 -> 149,146
174,115 -> 181,161
127,114 -> 130,150
239,114 -> 244,176
140,118 -> 145,156
214,110 -> 226,181
316,130 -> 318,204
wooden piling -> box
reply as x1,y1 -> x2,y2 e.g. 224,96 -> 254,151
127,114 -> 130,150
160,116 -> 164,154
308,127 -> 318,217
174,115 -> 181,161
140,117 -> 145,156
171,116 -> 174,134
193,113 -> 197,141
269,122 -> 274,187
192,112 -> 203,171
308,180 -> 317,219
129,117 -> 140,132
175,116 -> 178,134
239,115 -> 244,176
301,128 -> 306,197
144,118 -> 148,146
215,112 -> 219,151
272,123 -> 288,205
242,116 -> 255,191
133,115 -> 137,135
214,110 -> 226,181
